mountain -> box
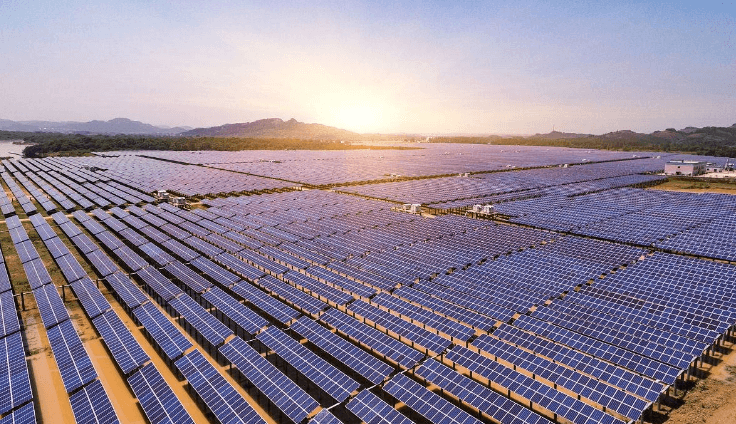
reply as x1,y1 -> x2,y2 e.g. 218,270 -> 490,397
531,130 -> 593,139
182,118 -> 363,140
0,118 -> 189,135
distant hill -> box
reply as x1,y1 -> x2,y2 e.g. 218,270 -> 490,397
430,124 -> 736,157
0,118 -> 189,135
532,130 -> 593,139
182,118 -> 363,140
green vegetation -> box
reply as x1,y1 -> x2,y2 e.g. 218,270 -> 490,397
431,125 -> 736,157
0,131 -> 415,157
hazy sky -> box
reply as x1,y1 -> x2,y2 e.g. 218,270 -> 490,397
1,1 -> 734,134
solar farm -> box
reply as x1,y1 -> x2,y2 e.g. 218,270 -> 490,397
0,143 -> 735,424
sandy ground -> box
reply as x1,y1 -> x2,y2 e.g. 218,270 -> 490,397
649,335 -> 736,424
649,180 -> 736,195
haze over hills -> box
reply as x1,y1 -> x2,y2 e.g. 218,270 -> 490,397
0,118 -> 190,135
181,118 -> 365,140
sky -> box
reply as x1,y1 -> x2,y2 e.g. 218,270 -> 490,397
0,0 -> 734,134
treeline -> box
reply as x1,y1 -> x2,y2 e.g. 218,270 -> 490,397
0,131 -> 412,157
431,126 -> 736,158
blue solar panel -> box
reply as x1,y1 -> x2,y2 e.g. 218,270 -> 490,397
22,259 -> 51,290
230,281 -> 300,324
54,253 -> 88,284
169,294 -> 233,347
14,241 -> 39,265
290,316 -> 392,385
95,230 -> 125,251
85,250 -> 119,278
136,266 -> 183,302
163,261 -> 213,293
309,409 -> 343,424
69,234 -> 99,255
0,291 -> 21,339
139,242 -> 175,267
201,286 -> 268,336
213,252 -> 265,282
282,271 -> 354,306
33,284 -> 70,329
384,374 -> 483,424
257,326 -> 359,402
0,264 -> 10,295
70,277 -> 111,319
92,310 -> 150,375
319,309 -> 424,369
112,245 -> 149,272
133,302 -> 192,362
127,362 -> 195,424
0,333 -> 33,416
161,239 -> 200,262
104,272 -> 148,310
347,300 -> 451,355
346,389 -> 415,424
304,266 -> 376,298
219,337 -> 318,423
189,257 -> 240,287
69,379 -> 119,424
0,401 -> 36,424
256,275 -> 327,315
46,320 -> 97,393
43,236 -> 73,259
417,358 -> 553,424
174,349 -> 266,424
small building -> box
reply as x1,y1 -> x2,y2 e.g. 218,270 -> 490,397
706,163 -> 724,173
170,196 -> 189,209
664,160 -> 706,176
155,190 -> 169,201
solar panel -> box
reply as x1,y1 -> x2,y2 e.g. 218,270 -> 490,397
201,286 -> 268,336
230,281 -> 300,324
174,349 -> 266,424
14,241 -> 40,265
213,252 -> 265,282
69,379 -> 119,424
161,239 -> 200,262
95,230 -> 125,251
345,389 -> 415,424
104,272 -> 148,310
46,320 -> 97,393
85,249 -> 119,277
169,294 -> 233,347
0,264 -> 10,294
70,277 -> 110,319
219,337 -> 318,423
54,254 -> 88,284
319,309 -> 424,369
417,358 -> 553,424
163,261 -> 212,293
347,300 -> 451,355
290,316 -> 392,385
282,271 -> 354,306
256,275 -> 327,315
384,374 -> 483,424
0,291 -> 20,339
257,326 -> 359,402
69,234 -> 99,255
135,266 -> 183,301
0,400 -> 36,424
92,310 -> 150,375
139,242 -> 175,267
309,409 -> 343,424
0,332 -> 33,416
112,245 -> 149,272
33,284 -> 70,329
133,302 -> 192,362
127,362 -> 195,424
189,257 -> 240,287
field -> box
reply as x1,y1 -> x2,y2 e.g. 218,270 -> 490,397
0,144 -> 734,424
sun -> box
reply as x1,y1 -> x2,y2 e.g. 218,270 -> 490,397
330,100 -> 386,134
